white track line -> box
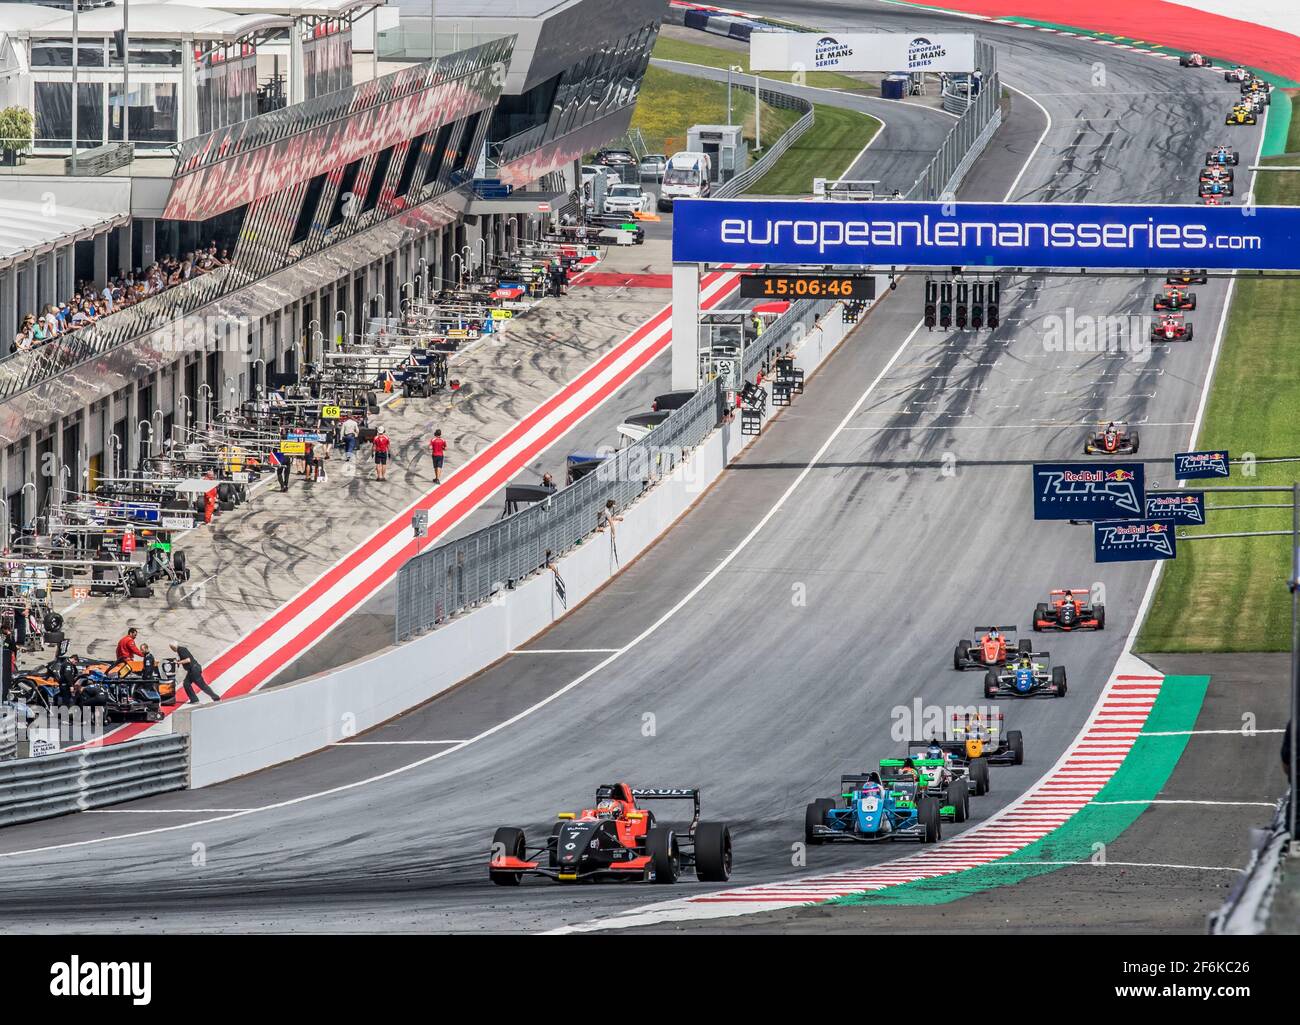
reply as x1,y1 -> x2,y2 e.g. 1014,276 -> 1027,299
1002,83 -> 1053,202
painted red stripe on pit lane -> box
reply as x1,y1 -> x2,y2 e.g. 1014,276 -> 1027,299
99,271 -> 737,745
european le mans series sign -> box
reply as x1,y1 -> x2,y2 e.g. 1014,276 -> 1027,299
671,200 -> 1300,271
1032,463 -> 1146,521
1094,520 -> 1178,563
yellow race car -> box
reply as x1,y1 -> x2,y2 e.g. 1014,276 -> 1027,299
1226,104 -> 1257,126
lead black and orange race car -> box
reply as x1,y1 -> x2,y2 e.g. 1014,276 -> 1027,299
1032,588 -> 1105,632
1083,421 -> 1140,455
1151,312 -> 1193,342
1167,270 -> 1209,285
953,625 -> 1032,671
488,783 -> 733,885
1154,284 -> 1197,312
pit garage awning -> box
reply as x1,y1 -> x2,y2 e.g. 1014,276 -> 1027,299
0,199 -> 130,272
466,189 -> 568,215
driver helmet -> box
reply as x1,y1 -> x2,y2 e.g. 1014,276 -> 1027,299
1018,652 -> 1034,667
987,627 -> 1000,640
595,799 -> 623,819
925,743 -> 945,761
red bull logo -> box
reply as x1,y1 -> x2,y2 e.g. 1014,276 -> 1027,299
1107,469 -> 1134,482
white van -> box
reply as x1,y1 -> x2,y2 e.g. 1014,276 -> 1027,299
657,151 -> 712,211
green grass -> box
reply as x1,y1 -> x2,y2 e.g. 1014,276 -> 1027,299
652,35 -> 878,94
630,65 -> 799,157
745,104 -> 881,195
1287,90 -> 1300,152
1137,151 -> 1300,653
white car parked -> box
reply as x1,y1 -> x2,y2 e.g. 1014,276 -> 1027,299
603,183 -> 653,215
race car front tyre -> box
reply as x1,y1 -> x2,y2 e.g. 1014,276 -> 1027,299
1007,730 -> 1025,766
1052,666 -> 1068,697
969,757 -> 990,796
919,797 -> 942,843
693,822 -> 733,882
954,640 -> 972,671
490,826 -> 526,885
805,798 -> 836,844
1033,603 -> 1048,631
1094,604 -> 1106,630
1129,430 -> 1140,454
950,779 -> 969,822
983,671 -> 998,700
647,826 -> 682,883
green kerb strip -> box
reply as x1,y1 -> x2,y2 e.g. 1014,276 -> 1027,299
828,675 -> 1210,907
1262,90 -> 1293,158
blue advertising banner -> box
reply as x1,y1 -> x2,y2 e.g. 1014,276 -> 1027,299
1032,462 -> 1146,521
1093,520 -> 1177,563
1145,490 -> 1206,525
672,200 -> 1300,271
1174,449 -> 1231,479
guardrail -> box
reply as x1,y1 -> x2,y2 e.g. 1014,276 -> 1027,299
395,298 -> 830,640
0,707 -> 14,762
907,40 -> 1002,200
1209,791 -> 1292,934
714,84 -> 815,197
0,735 -> 188,828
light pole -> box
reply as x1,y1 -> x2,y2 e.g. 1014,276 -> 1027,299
727,65 -> 742,124
754,72 -> 762,151
71,0 -> 79,174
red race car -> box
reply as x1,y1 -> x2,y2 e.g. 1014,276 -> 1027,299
1150,313 -> 1193,342
1201,194 -> 1230,206
1032,589 -> 1105,632
1154,285 -> 1197,311
953,625 -> 1032,671
1083,421 -> 1139,455
488,783 -> 733,885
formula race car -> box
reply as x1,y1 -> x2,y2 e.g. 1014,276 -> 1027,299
1179,52 -> 1213,68
1201,194 -> 1230,206
804,765 -> 947,845
1167,270 -> 1209,285
983,651 -> 1068,699
1241,76 -> 1271,96
1154,285 -> 1197,311
488,783 -> 732,885
905,740 -> 992,797
1199,164 -> 1234,186
1224,66 -> 1250,82
940,711 -> 1025,767
1204,146 -> 1240,166
1151,313 -> 1193,342
1244,90 -> 1270,113
953,625 -> 1033,671
1226,104 -> 1257,126
1032,587 -> 1106,631
1198,180 -> 1232,200
1083,421 -> 1139,455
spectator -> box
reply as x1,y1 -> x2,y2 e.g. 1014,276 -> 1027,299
429,429 -> 447,484
169,643 -> 220,704
596,498 -> 621,532
341,415 -> 360,460
116,626 -> 143,664
541,472 -> 556,491
372,425 -> 391,481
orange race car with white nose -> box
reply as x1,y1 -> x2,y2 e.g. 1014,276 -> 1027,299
489,783 -> 733,885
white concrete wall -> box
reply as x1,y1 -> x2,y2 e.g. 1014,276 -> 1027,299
178,302 -> 856,788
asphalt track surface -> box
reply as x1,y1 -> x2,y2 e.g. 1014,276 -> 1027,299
0,6 -> 1265,932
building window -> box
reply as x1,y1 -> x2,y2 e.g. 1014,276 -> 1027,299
34,81 -> 104,148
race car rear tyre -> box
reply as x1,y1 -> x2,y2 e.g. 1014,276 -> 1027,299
693,822 -> 733,882
983,671 -> 998,700
1007,730 -> 1025,766
805,798 -> 835,845
1018,638 -> 1033,655
1052,666 -> 1068,697
1094,604 -> 1106,630
919,797 -> 942,844
950,779 -> 969,822
969,757 -> 990,797
954,640 -> 972,671
489,826 -> 526,885
1129,430 -> 1140,454
647,826 -> 681,883
1033,603 -> 1048,631
1185,324 -> 1194,341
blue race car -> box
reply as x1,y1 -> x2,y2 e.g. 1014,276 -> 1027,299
984,651 -> 1067,699
804,765 -> 946,845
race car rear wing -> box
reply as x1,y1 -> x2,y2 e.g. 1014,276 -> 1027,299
971,625 -> 1018,634
629,787 -> 701,828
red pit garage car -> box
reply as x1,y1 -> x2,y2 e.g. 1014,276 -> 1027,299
1033,588 -> 1105,632
1154,285 -> 1197,312
953,625 -> 1033,671
488,783 -> 733,885
1151,313 -> 1193,342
